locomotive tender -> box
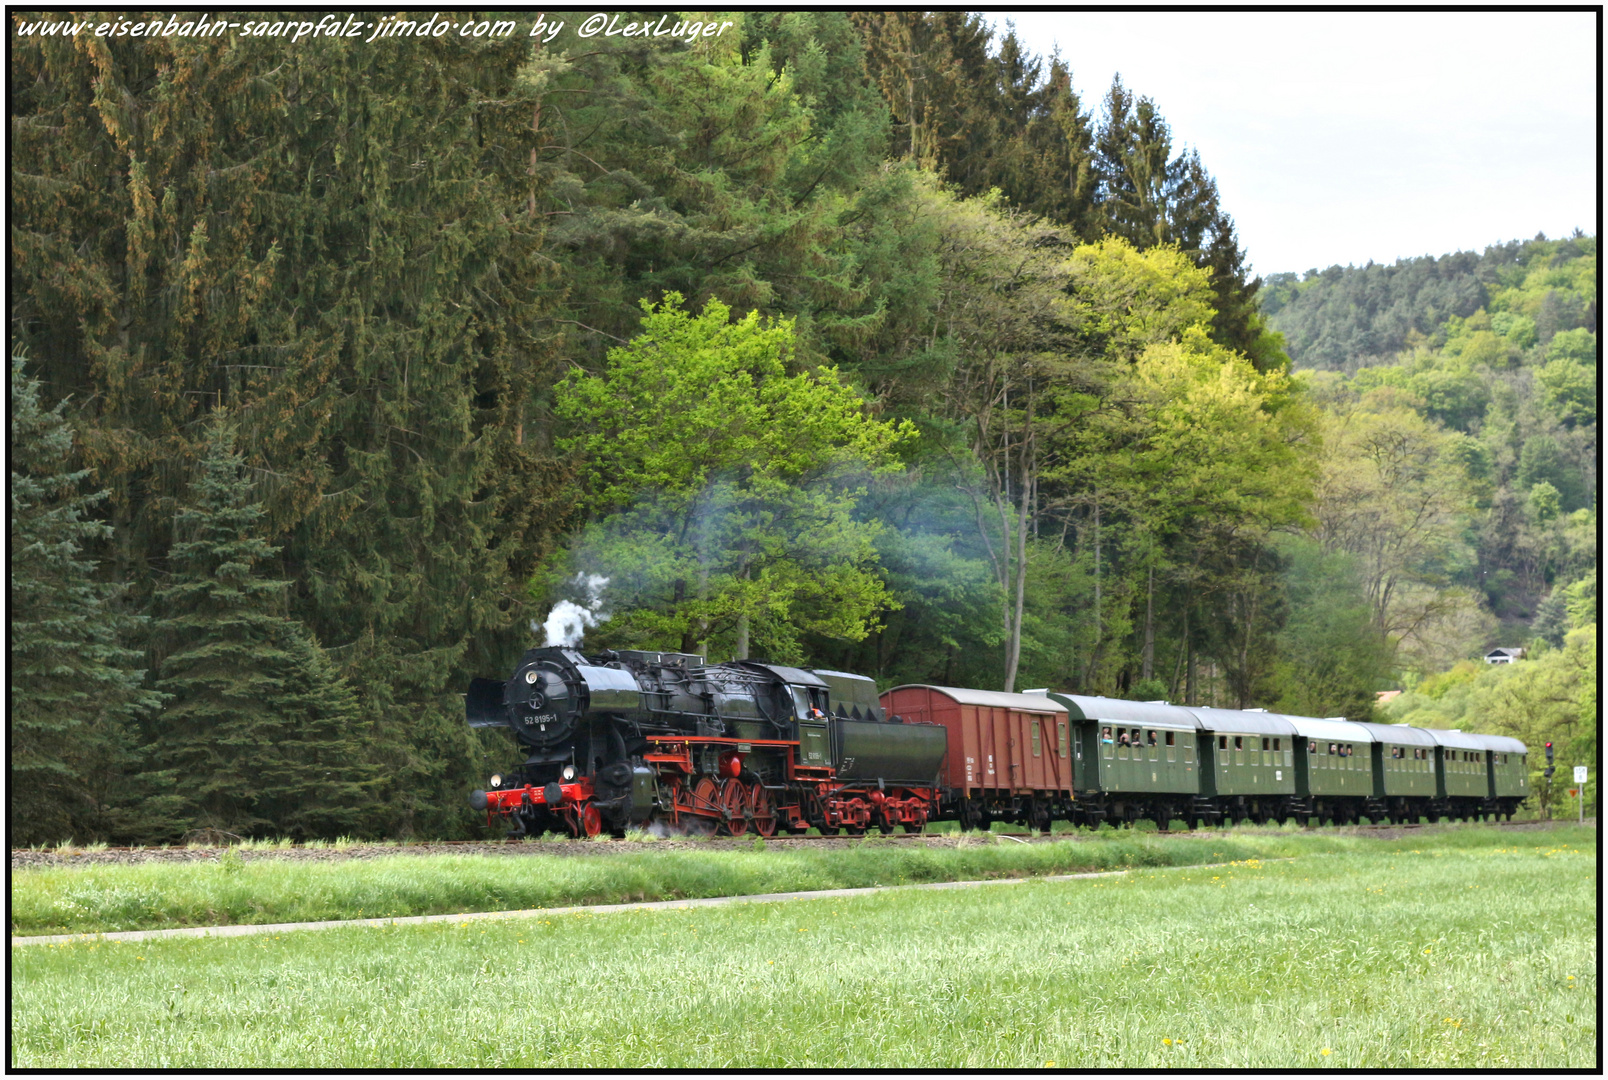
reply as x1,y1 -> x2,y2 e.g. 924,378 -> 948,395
467,655 -> 1530,836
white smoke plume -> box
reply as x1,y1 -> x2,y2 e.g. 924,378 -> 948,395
540,573 -> 611,647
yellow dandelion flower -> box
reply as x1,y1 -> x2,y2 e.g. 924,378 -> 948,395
1163,1038 -> 1173,1045
1321,1048 -> 1332,1056
1044,1062 -> 1056,1068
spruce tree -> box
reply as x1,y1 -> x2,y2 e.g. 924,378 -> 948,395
9,352 -> 167,845
153,413 -> 375,838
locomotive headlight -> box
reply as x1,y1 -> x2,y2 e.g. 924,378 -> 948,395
561,765 -> 576,781
489,774 -> 503,789
525,671 -> 540,684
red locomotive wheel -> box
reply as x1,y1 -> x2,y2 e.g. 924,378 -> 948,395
578,803 -> 603,839
748,782 -> 777,838
691,777 -> 720,814
720,778 -> 749,837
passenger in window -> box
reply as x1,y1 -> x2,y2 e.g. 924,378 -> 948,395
1118,731 -> 1130,747
1328,743 -> 1336,756
1101,727 -> 1113,745
1147,731 -> 1158,747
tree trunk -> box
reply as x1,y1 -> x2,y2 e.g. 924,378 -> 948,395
1087,495 -> 1102,685
1002,471 -> 1032,693
1184,609 -> 1195,707
1141,563 -> 1155,681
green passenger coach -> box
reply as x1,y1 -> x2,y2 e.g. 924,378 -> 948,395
1353,722 -> 1438,821
1430,728 -> 1495,818
1285,715 -> 1375,824
1184,708 -> 1299,824
1040,694 -> 1205,827
1474,733 -> 1529,819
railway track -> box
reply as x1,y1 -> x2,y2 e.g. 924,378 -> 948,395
12,817 -> 1581,870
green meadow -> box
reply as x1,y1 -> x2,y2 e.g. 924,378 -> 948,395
8,824 -> 1555,937
10,825 -> 1594,1068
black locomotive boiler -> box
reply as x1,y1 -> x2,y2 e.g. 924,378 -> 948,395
467,647 -> 946,837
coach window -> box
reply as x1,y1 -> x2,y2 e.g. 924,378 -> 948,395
1165,731 -> 1176,762
1219,735 -> 1228,751
1031,721 -> 1042,758
1058,722 -> 1069,759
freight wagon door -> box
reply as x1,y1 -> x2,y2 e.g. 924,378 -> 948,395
1007,710 -> 1024,791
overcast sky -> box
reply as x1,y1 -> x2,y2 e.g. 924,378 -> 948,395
987,10 -> 1598,277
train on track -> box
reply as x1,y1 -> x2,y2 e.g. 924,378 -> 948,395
466,647 -> 1529,837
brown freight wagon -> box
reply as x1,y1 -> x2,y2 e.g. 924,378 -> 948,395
880,685 -> 1072,832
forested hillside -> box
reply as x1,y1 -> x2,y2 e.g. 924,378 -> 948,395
10,12 -> 1595,843
1263,239 -> 1598,806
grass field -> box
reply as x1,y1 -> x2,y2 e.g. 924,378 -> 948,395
14,827 -> 1345,937
10,825 -> 1595,1068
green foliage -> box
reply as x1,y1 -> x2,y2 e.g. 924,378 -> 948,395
1267,537 -> 1394,720
1312,399 -> 1492,674
852,16 -> 1281,372
9,353 -> 171,846
1277,232 -> 1596,653
552,296 -> 912,657
1516,435 -> 1587,510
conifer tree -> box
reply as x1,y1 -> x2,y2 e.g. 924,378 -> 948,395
9,352 -> 167,845
153,414 -> 375,838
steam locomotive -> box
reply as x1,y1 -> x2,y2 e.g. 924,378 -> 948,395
466,647 -> 947,837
